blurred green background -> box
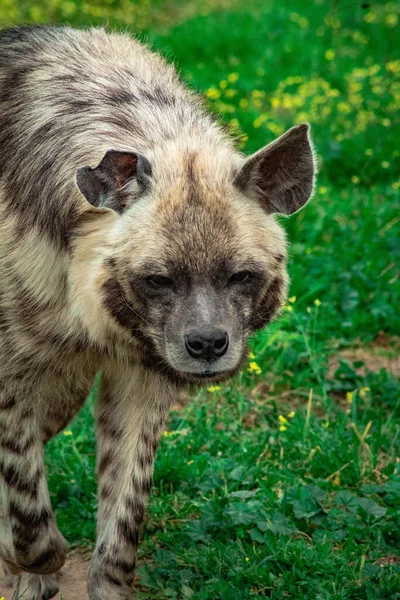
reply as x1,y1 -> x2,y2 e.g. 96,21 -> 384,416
1,1 -> 399,599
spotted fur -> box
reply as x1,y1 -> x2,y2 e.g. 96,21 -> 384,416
0,25 -> 315,599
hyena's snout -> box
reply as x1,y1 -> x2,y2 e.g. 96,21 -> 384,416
184,327 -> 229,362
163,294 -> 244,381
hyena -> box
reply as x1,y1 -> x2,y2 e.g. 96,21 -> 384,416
0,25 -> 315,600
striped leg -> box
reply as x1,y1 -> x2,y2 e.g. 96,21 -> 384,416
0,387 -> 68,598
87,366 -> 175,599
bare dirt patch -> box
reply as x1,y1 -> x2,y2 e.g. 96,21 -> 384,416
0,555 -> 89,600
328,335 -> 400,379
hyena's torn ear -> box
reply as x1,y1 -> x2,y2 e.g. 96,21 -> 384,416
76,150 -> 152,213
234,123 -> 315,215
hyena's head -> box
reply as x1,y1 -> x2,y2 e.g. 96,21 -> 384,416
76,124 -> 315,385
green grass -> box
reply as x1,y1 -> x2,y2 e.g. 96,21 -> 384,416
1,0 -> 399,598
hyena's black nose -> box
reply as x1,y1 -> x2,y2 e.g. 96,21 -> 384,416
185,328 -> 229,361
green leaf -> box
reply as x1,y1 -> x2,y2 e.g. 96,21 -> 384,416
293,498 -> 320,520
363,563 -> 381,576
224,502 -> 261,525
334,490 -> 360,513
181,585 -> 195,598
230,466 -> 247,481
250,527 -> 266,543
357,498 -> 387,519
186,519 -> 208,542
152,549 -> 177,564
267,512 -> 297,535
230,490 -> 257,499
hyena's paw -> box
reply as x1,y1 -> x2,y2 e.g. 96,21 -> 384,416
12,572 -> 59,600
87,562 -> 133,600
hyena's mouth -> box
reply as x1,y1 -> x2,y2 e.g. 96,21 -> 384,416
178,366 -> 239,385
184,371 -> 222,380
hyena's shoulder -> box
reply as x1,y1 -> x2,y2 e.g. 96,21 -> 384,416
0,25 -> 207,250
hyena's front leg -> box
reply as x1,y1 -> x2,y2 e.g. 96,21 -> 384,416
87,366 -> 175,599
0,388 -> 68,583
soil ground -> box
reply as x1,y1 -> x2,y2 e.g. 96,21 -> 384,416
0,555 -> 89,600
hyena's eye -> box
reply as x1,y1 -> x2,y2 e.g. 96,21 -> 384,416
146,275 -> 174,288
228,270 -> 254,284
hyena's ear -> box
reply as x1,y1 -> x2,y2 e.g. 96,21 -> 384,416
234,123 -> 315,215
76,150 -> 152,213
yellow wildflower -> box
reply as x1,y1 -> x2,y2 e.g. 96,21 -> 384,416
219,80 -> 227,89
346,391 -> 353,404
386,60 -> 400,74
206,87 -> 220,100
251,90 -> 265,98
207,385 -> 221,393
319,186 -> 328,195
279,425 -> 287,432
385,13 -> 398,28
364,12 -> 376,23
163,430 -> 169,437
239,98 -> 249,109
245,556 -> 250,562
382,161 -> 390,169
365,148 -> 373,156
63,430 -> 73,436
314,299 -> 321,307
227,72 -> 239,83
226,89 -> 236,98
325,50 -> 335,61
359,387 -> 370,399
352,176 -> 360,184
271,97 -> 280,108
278,415 -> 289,425
288,411 -> 295,418
248,361 -> 262,375
267,122 -> 284,136
299,17 -> 308,29
253,114 -> 267,129
333,474 -> 341,486
337,102 -> 351,114
288,296 -> 296,303
248,351 -> 255,359
306,307 -> 311,314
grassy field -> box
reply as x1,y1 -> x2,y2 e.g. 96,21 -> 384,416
1,0 -> 399,598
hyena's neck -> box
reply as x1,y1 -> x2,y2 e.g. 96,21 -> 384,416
68,210 -> 119,345
68,209 -> 144,365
